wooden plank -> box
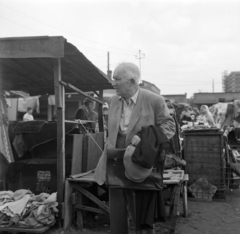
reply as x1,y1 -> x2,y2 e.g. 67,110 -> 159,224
75,204 -> 108,215
67,173 -> 96,183
0,36 -> 65,58
63,180 -> 73,229
0,226 -> 50,233
65,120 -> 96,124
82,133 -> 104,172
71,134 -> 84,175
98,89 -> 104,132
60,81 -> 104,105
76,188 -> 83,230
182,181 -> 188,218
54,58 -> 65,219
73,184 -> 109,213
70,170 -> 95,179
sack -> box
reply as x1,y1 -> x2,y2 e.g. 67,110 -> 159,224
105,148 -> 164,190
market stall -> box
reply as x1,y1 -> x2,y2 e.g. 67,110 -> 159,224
0,36 -> 112,231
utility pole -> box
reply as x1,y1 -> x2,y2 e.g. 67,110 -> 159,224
107,52 -> 112,81
212,79 -> 214,93
107,51 -> 109,71
135,50 -> 145,74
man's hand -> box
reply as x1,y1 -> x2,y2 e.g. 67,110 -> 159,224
131,135 -> 141,146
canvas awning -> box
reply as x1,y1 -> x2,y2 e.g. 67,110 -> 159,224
0,36 -> 112,95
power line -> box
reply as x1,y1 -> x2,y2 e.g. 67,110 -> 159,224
0,15 -> 135,56
0,15 -> 43,34
0,2 -> 136,54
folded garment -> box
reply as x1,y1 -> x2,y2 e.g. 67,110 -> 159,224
7,195 -> 32,216
43,192 -> 56,205
0,191 -> 14,199
30,193 -> 50,203
0,191 -> 58,228
13,189 -> 32,201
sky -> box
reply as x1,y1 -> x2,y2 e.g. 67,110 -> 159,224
0,0 -> 240,97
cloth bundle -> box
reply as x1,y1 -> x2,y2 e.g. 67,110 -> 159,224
0,189 -> 58,228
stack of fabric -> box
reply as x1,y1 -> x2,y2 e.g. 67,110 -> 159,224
0,189 -> 58,229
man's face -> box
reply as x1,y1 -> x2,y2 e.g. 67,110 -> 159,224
90,101 -> 96,110
112,71 -> 132,98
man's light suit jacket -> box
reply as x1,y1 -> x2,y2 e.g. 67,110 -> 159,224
108,88 -> 175,148
94,88 -> 175,185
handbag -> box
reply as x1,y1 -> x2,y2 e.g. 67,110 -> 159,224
105,148 -> 165,190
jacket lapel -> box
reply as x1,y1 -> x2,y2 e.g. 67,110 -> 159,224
108,98 -> 122,148
126,89 -> 143,136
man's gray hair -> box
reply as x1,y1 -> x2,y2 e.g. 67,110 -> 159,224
114,62 -> 140,84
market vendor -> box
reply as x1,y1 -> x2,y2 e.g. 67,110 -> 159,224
95,62 -> 175,234
74,97 -> 97,133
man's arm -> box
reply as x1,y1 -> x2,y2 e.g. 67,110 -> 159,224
155,96 -> 176,139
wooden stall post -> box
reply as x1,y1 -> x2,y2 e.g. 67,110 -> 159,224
98,89 -> 104,133
54,58 -> 65,219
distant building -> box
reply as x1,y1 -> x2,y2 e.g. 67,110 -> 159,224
193,92 -> 240,108
139,80 -> 160,95
222,71 -> 240,92
162,94 -> 187,104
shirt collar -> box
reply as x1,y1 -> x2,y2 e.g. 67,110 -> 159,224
119,88 -> 139,104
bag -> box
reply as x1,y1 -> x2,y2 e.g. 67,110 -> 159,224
105,148 -> 164,190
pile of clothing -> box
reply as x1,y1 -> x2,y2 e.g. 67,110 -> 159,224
0,189 -> 58,229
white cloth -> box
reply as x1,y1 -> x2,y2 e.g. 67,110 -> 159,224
23,113 -> 34,121
0,195 -> 32,217
18,96 -> 40,113
48,95 -> 55,105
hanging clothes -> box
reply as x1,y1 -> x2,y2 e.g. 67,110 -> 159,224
18,96 -> 40,113
0,93 -> 14,163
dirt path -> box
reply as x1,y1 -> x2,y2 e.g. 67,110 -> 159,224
176,189 -> 240,234
46,188 -> 240,234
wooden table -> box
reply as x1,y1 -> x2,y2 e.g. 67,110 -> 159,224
0,226 -> 50,234
64,171 -> 188,234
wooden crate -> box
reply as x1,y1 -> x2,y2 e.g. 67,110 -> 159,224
71,132 -> 104,175
183,131 -> 225,192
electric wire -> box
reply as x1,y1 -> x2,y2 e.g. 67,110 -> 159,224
0,2 -> 136,55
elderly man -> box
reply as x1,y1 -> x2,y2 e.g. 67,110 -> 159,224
95,62 -> 175,234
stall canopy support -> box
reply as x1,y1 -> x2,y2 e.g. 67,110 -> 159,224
54,58 -> 65,219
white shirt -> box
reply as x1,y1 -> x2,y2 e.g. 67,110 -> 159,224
119,89 -> 139,134
23,113 -> 34,121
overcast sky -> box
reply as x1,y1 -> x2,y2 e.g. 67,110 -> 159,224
0,0 -> 239,97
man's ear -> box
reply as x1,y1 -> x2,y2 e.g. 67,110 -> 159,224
130,78 -> 135,84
